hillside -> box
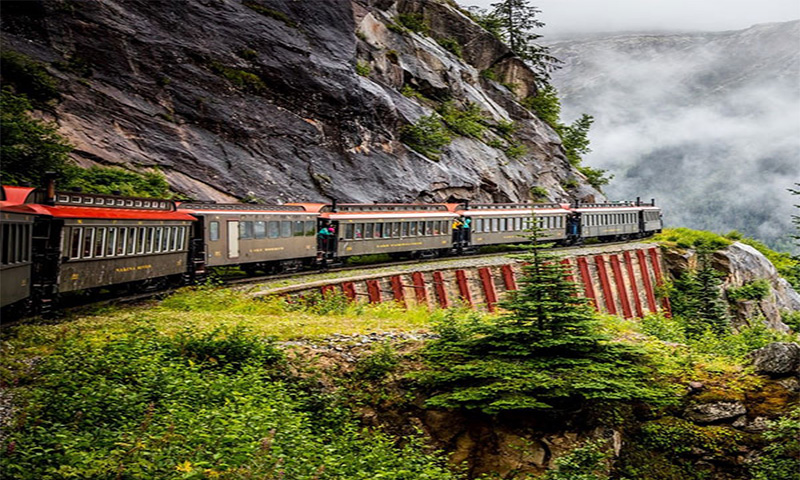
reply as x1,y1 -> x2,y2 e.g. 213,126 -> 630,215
0,0 -> 602,204
548,21 -> 800,252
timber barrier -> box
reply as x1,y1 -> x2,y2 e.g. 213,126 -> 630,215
251,243 -> 671,318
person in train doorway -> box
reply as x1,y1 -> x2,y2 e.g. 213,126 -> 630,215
462,217 -> 471,243
318,222 -> 332,251
452,219 -> 463,243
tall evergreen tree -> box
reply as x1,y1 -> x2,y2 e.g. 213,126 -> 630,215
671,249 -> 730,338
486,0 -> 561,85
417,215 -> 662,414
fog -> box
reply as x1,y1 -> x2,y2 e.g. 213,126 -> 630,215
463,0 -> 800,36
549,22 -> 800,251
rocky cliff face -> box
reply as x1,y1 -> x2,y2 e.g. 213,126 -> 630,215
1,0 -> 601,203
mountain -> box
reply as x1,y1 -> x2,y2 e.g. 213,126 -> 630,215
0,0 -> 601,204
548,21 -> 800,251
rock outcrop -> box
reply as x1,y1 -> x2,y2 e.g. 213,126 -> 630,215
1,0 -> 602,203
662,241 -> 800,331
749,342 -> 800,376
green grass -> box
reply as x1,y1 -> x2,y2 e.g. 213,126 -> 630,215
655,228 -> 733,251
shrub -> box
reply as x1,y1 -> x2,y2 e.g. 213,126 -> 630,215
504,141 -> 527,159
543,440 -> 609,480
61,165 -> 172,198
726,279 -> 771,302
210,62 -> 266,93
397,13 -> 429,33
749,407 -> 800,480
400,114 -> 452,160
355,60 -> 371,77
401,84 -> 425,100
480,68 -> 498,81
655,228 -> 733,252
438,101 -> 487,139
530,186 -> 549,201
0,50 -> 60,104
355,341 -> 400,380
243,2 -> 297,28
493,118 -> 518,139
578,165 -> 612,190
523,85 -> 560,128
436,37 -> 462,58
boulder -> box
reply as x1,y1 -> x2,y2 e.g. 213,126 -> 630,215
685,401 -> 747,423
748,342 -> 800,376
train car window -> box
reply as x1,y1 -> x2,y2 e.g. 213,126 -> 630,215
392,222 -> 401,238
239,221 -> 253,240
354,223 -> 363,239
163,228 -> 171,252
136,228 -> 145,254
408,222 -> 417,236
145,227 -> 155,253
382,223 -> 391,238
1,224 -> 9,264
425,221 -> 433,235
124,228 -> 134,255
374,223 -> 383,239
293,221 -> 304,237
344,224 -> 354,239
94,228 -> 105,258
397,222 -> 406,237
152,228 -> 161,253
364,223 -> 374,239
305,221 -> 316,236
254,221 -> 266,239
488,218 -> 496,232
23,225 -> 30,262
474,218 -> 482,232
280,221 -> 291,238
417,221 -> 425,236
82,228 -> 94,258
209,221 -> 220,241
432,222 -> 440,235
106,228 -> 117,257
267,221 -> 279,239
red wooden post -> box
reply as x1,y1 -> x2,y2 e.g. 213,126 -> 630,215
610,255 -> 632,318
501,264 -> 517,291
366,280 -> 381,303
649,248 -> 672,317
623,251 -> 644,317
478,267 -> 498,312
594,255 -> 617,315
560,258 -> 575,283
340,282 -> 357,301
455,270 -> 473,307
390,275 -> 406,307
637,249 -> 658,313
411,271 -> 428,305
576,256 -> 599,311
432,271 -> 449,309
320,284 -> 336,296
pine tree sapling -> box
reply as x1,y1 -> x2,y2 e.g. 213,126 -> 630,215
417,213 -> 664,415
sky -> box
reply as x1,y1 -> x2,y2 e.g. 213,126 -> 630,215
463,0 -> 800,37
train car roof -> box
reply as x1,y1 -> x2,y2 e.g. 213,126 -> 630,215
321,211 -> 458,220
1,186 -> 36,205
178,202 -> 314,215
572,206 -> 652,213
22,204 -> 197,221
457,208 -> 568,216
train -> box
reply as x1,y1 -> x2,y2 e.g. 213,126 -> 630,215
0,180 -> 662,318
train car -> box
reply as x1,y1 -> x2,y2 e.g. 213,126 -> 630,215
178,203 -> 319,274
306,203 -> 459,260
640,202 -> 663,235
0,186 -> 37,311
573,202 -> 644,241
21,188 -> 197,294
460,203 -> 572,247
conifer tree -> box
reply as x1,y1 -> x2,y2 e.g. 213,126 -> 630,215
671,249 -> 730,338
417,214 -> 662,414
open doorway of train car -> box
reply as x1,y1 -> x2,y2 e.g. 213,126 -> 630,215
316,219 -> 338,261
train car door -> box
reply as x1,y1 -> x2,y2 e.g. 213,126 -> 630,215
227,220 -> 239,259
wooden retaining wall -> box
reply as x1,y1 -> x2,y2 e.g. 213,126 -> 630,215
256,246 -> 671,318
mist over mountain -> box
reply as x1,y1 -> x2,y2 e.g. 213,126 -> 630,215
548,20 -> 800,252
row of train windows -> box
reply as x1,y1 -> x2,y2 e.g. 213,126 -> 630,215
474,216 -> 563,233
584,212 -> 638,227
343,220 -> 449,240
67,226 -> 188,260
208,220 -> 316,241
644,211 -> 661,221
1,223 -> 31,265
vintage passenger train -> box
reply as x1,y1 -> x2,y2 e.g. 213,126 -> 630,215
0,181 -> 662,317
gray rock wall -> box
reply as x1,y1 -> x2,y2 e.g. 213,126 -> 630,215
1,0 -> 602,204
